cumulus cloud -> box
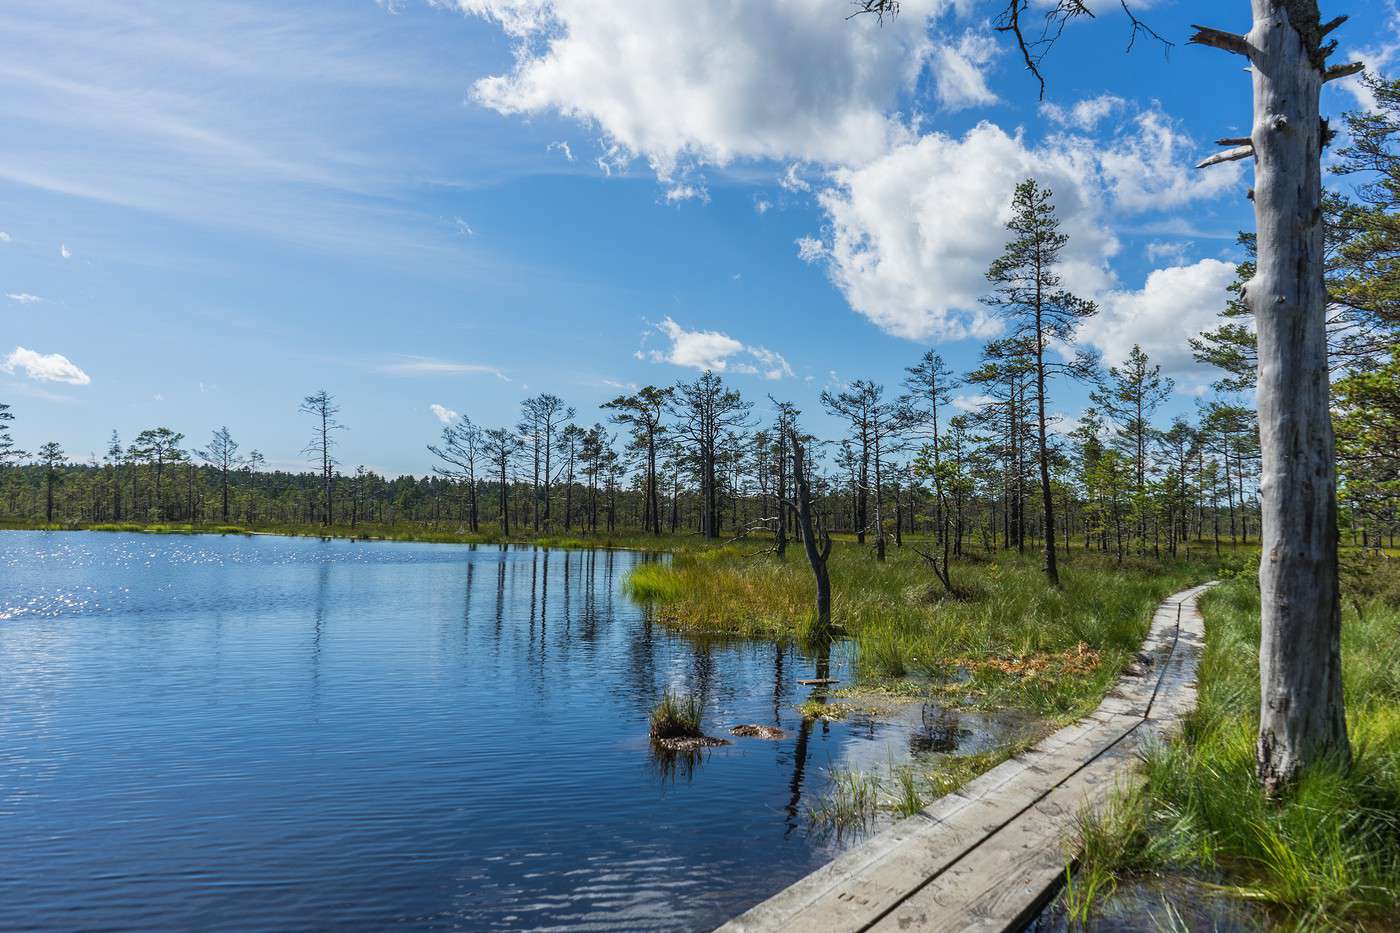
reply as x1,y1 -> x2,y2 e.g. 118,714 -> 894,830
811,122 -> 1114,341
802,106 -> 1238,341
456,0 -> 943,180
3,346 -> 91,385
1092,109 -> 1242,212
643,316 -> 792,379
430,403 -> 459,423
1079,258 -> 1237,388
931,30 -> 999,111
6,293 -> 41,304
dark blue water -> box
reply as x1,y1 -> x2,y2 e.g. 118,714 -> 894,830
0,531 -> 1017,931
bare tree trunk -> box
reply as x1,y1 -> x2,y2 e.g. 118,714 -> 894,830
1248,0 -> 1349,793
1197,1 -> 1352,792
788,431 -> 831,637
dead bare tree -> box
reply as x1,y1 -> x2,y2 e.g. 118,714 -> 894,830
299,390 -> 343,527
1193,4 -> 1360,794
785,429 -> 832,638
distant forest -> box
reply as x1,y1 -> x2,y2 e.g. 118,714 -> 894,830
6,78 -> 1400,557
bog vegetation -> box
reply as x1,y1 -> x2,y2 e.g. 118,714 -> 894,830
6,58 -> 1400,932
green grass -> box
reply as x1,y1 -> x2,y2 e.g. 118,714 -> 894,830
809,769 -> 883,834
629,540 -> 1226,718
1065,566 -> 1400,929
624,562 -> 688,602
648,690 -> 704,741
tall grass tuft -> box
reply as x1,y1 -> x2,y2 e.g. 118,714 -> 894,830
649,691 -> 703,741
1065,570 -> 1400,927
622,540 -> 1225,717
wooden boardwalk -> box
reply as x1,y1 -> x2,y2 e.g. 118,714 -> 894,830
717,583 -> 1214,933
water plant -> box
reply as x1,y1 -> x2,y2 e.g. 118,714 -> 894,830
808,769 -> 881,834
648,690 -> 703,741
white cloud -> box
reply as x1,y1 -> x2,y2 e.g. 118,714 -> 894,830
754,198 -> 772,215
663,184 -> 708,204
456,0 -> 944,180
802,106 -> 1239,341
1092,109 -> 1242,212
59,243 -> 71,259
1041,94 -> 1126,131
780,163 -> 812,193
951,392 -> 994,413
377,356 -> 508,379
430,403 -> 459,423
931,30 -> 999,111
643,316 -> 792,379
0,232 -> 11,242
811,122 -> 1115,341
1335,2 -> 1400,109
3,346 -> 91,385
547,140 -> 575,161
6,292 -> 41,304
1079,258 -> 1237,387
454,217 -> 475,237
795,235 -> 825,263
1145,240 -> 1190,265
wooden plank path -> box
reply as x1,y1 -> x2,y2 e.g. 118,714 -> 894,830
717,582 -> 1214,933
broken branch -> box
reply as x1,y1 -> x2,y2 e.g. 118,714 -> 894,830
1324,62 -> 1365,83
1189,25 -> 1250,57
1197,145 -> 1255,169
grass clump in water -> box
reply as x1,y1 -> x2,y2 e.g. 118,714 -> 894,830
809,770 -> 882,834
1063,570 -> 1400,928
648,690 -> 703,741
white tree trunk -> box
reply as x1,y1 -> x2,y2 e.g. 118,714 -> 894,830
1246,0 -> 1349,793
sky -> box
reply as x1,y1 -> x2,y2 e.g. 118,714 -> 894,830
2,0 -> 1395,476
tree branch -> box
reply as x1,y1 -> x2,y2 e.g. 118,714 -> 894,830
1189,25 -> 1250,57
1119,0 -> 1172,57
1197,145 -> 1255,169
1324,62 -> 1365,83
1319,15 -> 1348,38
848,0 -> 899,23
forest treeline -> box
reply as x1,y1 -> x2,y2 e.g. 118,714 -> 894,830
3,76 -> 1400,566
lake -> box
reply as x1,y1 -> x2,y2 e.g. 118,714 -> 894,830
0,531 -> 1012,931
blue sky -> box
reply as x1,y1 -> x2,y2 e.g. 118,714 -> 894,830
2,0 -> 1393,475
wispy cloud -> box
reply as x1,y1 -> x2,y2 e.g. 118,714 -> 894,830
376,355 -> 508,380
59,243 -> 71,259
429,403 -> 458,423
3,345 -> 91,385
0,1 -> 507,258
6,292 -> 41,304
